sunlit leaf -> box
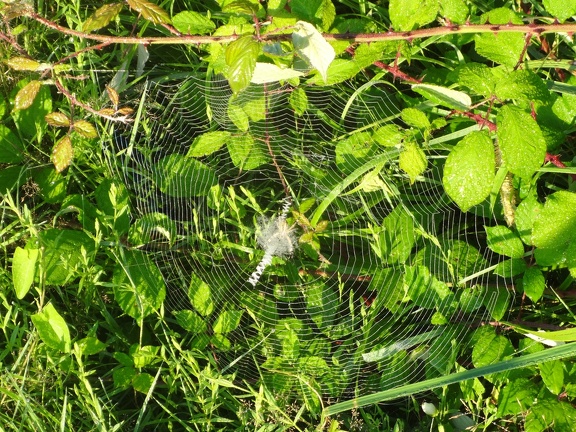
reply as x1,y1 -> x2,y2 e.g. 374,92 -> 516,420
31,303 -> 71,352
14,80 -> 41,110
73,119 -> 98,138
225,35 -> 260,94
45,112 -> 70,127
399,141 -> 427,184
12,247 -> 38,299
83,3 -> 123,32
412,83 -> 471,110
172,10 -> 216,35
51,135 -> 73,172
293,21 -> 335,84
106,85 -> 120,107
6,57 -> 41,71
126,0 -> 171,24
251,63 -> 305,84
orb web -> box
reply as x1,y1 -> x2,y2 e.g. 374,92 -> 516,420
105,73 -> 508,401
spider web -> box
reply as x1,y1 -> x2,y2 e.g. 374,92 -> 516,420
106,72 -> 508,401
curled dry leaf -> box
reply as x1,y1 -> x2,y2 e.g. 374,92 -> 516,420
106,85 -> 120,108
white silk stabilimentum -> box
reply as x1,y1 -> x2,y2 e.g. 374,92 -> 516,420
248,198 -> 297,286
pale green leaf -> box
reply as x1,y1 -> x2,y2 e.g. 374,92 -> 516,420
543,0 -> 576,22
227,134 -> 269,170
474,9 -> 524,67
51,135 -> 73,173
495,69 -> 551,104
12,247 -> 38,299
250,63 -> 305,84
389,0 -> 438,31
225,35 -> 260,94
412,83 -> 471,110
497,105 -> 546,179
172,11 -> 216,35
373,124 -> 404,147
440,0 -> 469,23
213,310 -> 244,334
401,108 -> 430,129
31,303 -> 71,352
454,63 -> 497,97
399,141 -> 427,184
540,360 -> 565,395
443,131 -> 495,211
188,273 -> 214,316
6,57 -> 41,71
293,21 -> 335,84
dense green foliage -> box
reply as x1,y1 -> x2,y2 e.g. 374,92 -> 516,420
2,0 -> 576,430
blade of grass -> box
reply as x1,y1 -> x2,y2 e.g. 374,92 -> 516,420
324,342 -> 576,416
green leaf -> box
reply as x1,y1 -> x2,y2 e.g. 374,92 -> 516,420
335,131 -> 375,174
173,310 -> 207,333
225,35 -> 260,94
497,105 -> 546,179
113,250 -> 166,320
6,57 -> 41,71
543,0 -> 576,22
12,247 -> 38,299
14,80 -> 41,110
188,131 -> 230,157
380,206 -> 417,265
83,3 -> 124,32
495,69 -> 551,104
472,327 -> 514,368
31,303 -> 71,352
36,229 -> 94,285
132,373 -> 155,394
399,141 -> 427,184
485,225 -> 525,258
221,0 -> 259,15
493,258 -> 527,278
73,120 -> 98,138
128,213 -> 178,247
153,154 -> 218,197
540,360 -> 565,395
305,283 -> 337,331
51,135 -> 73,173
0,124 -> 25,163
305,59 -> 361,86
497,378 -> 537,416
389,0 -> 438,31
401,108 -> 430,129
483,285 -> 510,321
474,9 -> 524,67
212,310 -> 244,334
289,87 -> 308,116
532,191 -> 576,268
126,0 -> 170,24
515,194 -> 543,245
443,131 -> 495,212
172,11 -> 216,35
76,337 -> 107,356
227,134 -> 269,170
12,80 -> 52,141
293,21 -> 335,84
523,267 -> 545,303
250,63 -> 305,84
373,124 -> 404,147
439,0 -> 469,24
454,63 -> 497,97
95,179 -> 130,235
188,273 -> 214,316
291,0 -> 336,31
411,84 -> 471,110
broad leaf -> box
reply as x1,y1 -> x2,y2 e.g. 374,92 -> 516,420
523,267 -> 545,303
497,105 -> 546,179
251,63 -> 305,84
454,62 -> 497,97
485,225 -> 524,258
293,21 -> 335,84
12,247 -> 38,299
212,310 -> 244,334
172,11 -> 216,35
291,0 -> 336,31
543,0 -> 576,22
45,112 -> 70,127
443,131 -> 495,212
389,0 -> 438,31
188,131 -> 230,157
83,3 -> 124,32
188,273 -> 214,317
153,154 -> 218,197
227,134 -> 269,170
31,303 -> 71,352
73,120 -> 98,138
474,8 -> 524,67
113,250 -> 166,320
0,124 -> 25,163
495,69 -> 550,104
6,57 -> 41,71
399,141 -> 427,184
225,36 -> 260,94
380,206 -> 418,264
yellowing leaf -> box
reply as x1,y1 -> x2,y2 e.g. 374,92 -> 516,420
6,57 -> 41,71
45,112 -> 70,127
399,141 -> 427,184
106,85 -> 120,107
51,136 -> 73,172
73,120 -> 98,138
14,80 -> 41,110
293,21 -> 335,84
127,0 -> 171,24
83,3 -> 124,32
